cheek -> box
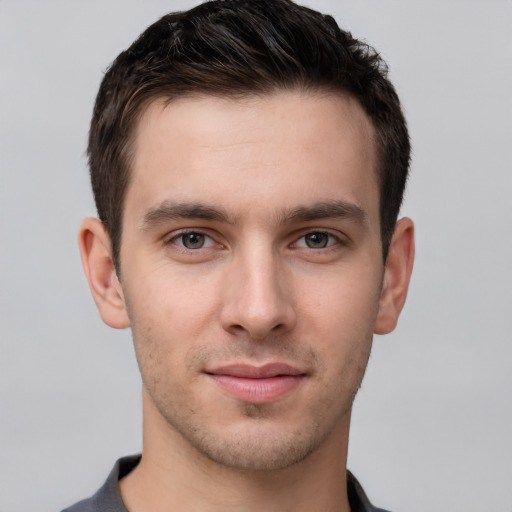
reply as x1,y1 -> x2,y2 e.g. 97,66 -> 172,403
122,266 -> 223,377
299,263 -> 382,330
297,265 -> 381,370
126,261 -> 220,326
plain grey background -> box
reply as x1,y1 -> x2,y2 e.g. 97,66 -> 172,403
1,1 -> 511,511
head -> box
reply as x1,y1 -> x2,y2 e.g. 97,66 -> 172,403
80,0 -> 414,474
88,0 -> 410,273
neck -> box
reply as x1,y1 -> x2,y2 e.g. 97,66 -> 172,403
120,395 -> 352,512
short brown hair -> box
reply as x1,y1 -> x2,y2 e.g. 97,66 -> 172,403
88,0 -> 410,272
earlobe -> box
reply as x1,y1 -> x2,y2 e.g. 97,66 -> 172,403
374,217 -> 415,335
78,218 -> 130,329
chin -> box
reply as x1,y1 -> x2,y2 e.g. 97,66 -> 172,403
196,429 -> 320,472
171,407 -> 347,473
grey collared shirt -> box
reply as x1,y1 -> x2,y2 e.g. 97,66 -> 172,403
62,455 -> 391,512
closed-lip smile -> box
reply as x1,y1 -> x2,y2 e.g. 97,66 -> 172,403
205,363 -> 307,404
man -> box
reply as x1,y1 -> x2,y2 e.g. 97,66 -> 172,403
66,0 -> 414,510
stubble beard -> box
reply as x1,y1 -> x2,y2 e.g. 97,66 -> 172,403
149,389 -> 349,473
136,334 -> 373,473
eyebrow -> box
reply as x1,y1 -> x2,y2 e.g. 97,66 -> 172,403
140,199 -> 367,231
140,201 -> 234,230
278,200 -> 368,225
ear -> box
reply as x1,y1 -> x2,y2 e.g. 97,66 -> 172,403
78,218 -> 130,329
374,217 -> 415,335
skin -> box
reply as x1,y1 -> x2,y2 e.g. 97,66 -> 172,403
79,91 -> 414,512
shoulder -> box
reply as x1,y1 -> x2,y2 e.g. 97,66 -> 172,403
60,455 -> 141,512
61,497 -> 97,512
347,470 -> 392,512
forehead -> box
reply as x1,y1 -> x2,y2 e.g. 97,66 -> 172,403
126,90 -> 379,225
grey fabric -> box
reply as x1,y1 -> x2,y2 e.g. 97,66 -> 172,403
347,470 -> 391,512
62,455 -> 390,512
61,456 -> 137,512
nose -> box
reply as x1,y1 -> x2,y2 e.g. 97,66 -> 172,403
220,248 -> 297,340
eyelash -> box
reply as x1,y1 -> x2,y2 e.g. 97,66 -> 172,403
167,230 -> 217,251
166,229 -> 343,252
291,231 -> 341,250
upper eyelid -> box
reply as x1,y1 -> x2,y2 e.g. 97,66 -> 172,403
163,228 -> 346,247
166,228 -> 214,240
291,231 -> 341,247
165,229 -> 216,247
290,228 -> 345,241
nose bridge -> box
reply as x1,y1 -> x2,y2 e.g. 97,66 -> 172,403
221,238 -> 295,338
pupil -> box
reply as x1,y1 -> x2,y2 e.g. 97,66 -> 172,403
306,233 -> 327,248
183,233 -> 204,249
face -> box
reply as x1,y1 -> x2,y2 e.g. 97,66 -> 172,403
118,91 -> 384,471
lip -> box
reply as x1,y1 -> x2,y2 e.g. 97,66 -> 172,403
205,363 -> 306,404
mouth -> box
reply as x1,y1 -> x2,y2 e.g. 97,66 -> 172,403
205,363 -> 307,404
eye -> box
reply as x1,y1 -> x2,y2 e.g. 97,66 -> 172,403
172,231 -> 215,250
294,232 -> 339,249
